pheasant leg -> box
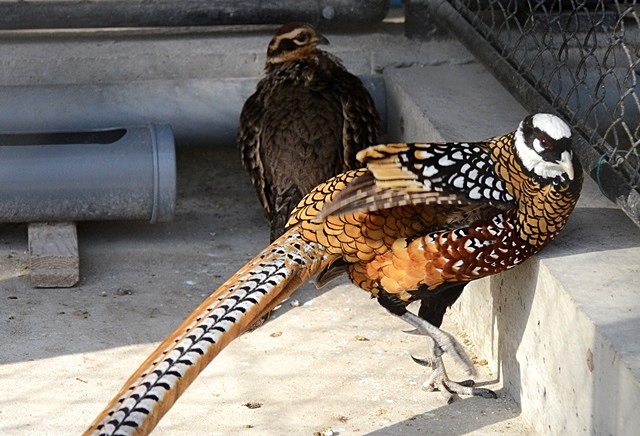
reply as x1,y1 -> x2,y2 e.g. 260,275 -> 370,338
399,311 -> 474,373
399,311 -> 497,401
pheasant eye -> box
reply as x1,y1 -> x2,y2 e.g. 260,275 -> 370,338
295,33 -> 310,44
533,135 -> 553,153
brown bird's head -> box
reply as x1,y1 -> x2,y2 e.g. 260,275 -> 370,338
266,22 -> 329,65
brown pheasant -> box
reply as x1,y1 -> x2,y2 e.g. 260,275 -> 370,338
238,22 -> 381,241
86,113 -> 582,435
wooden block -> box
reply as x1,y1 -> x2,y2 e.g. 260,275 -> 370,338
28,222 -> 79,288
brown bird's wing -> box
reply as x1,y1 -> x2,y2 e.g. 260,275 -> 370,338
238,84 -> 271,215
338,75 -> 382,169
310,50 -> 381,171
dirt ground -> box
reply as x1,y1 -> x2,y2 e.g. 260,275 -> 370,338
0,146 -> 532,435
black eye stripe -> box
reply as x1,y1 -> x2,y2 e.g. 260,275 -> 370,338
277,39 -> 297,52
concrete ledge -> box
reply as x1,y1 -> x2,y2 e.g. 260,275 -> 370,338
384,45 -> 640,435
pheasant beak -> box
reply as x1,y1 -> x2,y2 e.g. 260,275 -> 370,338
558,150 -> 575,180
316,33 -> 330,46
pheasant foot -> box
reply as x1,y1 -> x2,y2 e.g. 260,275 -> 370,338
411,355 -> 497,403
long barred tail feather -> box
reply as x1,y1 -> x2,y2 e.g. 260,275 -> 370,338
84,228 -> 328,436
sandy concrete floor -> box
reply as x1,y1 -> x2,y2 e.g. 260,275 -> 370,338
0,146 -> 532,435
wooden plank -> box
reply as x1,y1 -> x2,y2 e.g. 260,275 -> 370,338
28,222 -> 79,288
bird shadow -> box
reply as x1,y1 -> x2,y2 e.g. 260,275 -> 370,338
365,389 -> 519,435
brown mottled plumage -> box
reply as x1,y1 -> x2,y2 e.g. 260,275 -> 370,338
238,22 -> 380,241
86,114 -> 581,435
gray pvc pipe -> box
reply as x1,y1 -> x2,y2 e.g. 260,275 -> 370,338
0,76 -> 386,147
0,124 -> 176,223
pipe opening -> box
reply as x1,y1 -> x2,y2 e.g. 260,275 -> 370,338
0,128 -> 127,146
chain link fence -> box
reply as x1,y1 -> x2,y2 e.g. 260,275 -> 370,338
417,0 -> 640,226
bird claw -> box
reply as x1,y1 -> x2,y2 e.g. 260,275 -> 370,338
409,349 -> 447,366
403,328 -> 421,335
472,387 -> 499,399
429,379 -> 497,401
410,354 -> 435,367
422,357 -> 497,402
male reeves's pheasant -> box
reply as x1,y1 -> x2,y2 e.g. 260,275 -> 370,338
238,22 -> 381,241
86,113 -> 583,435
